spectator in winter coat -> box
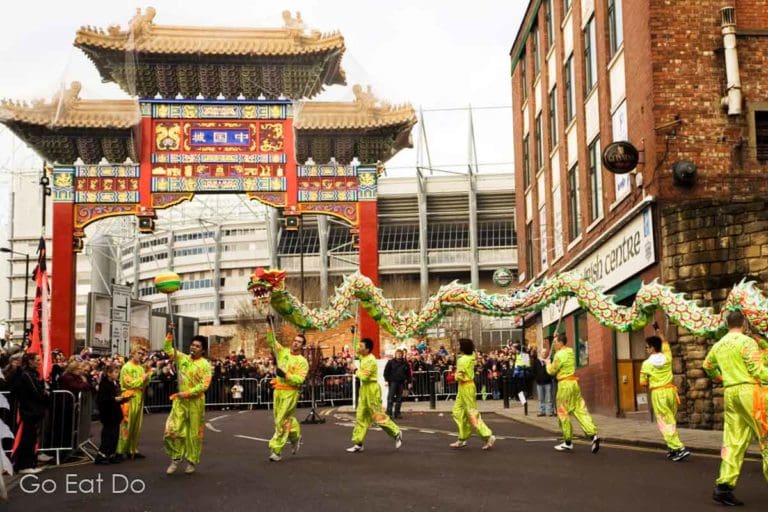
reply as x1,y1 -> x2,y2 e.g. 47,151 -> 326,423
11,352 -> 49,474
532,347 -> 555,416
384,350 -> 411,419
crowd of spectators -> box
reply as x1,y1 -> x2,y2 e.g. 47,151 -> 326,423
1,339 -> 539,399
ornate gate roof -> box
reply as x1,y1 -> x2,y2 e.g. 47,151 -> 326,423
74,8 -> 346,99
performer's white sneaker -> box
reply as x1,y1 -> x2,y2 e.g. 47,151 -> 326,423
591,435 -> 600,454
166,460 -> 180,474
482,435 -> 496,450
269,452 -> 282,462
554,442 -> 573,451
345,444 -> 364,453
449,440 -> 467,449
18,467 -> 43,475
184,462 -> 195,474
291,436 -> 302,455
394,432 -> 403,450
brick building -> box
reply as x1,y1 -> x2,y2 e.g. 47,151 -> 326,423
510,0 -> 768,428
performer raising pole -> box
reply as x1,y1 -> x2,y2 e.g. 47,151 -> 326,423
546,333 -> 600,453
265,314 -> 308,462
346,338 -> 403,453
155,270 -> 207,472
639,322 -> 690,462
450,338 -> 495,450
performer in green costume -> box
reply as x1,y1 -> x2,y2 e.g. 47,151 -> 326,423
164,334 -> 213,475
346,338 -> 402,453
546,333 -> 600,453
449,338 -> 495,450
266,318 -> 309,462
639,326 -> 689,461
703,310 -> 768,506
117,345 -> 150,459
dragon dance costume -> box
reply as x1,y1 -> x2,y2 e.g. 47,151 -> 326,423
451,352 -> 493,445
117,360 -> 150,457
267,329 -> 308,458
351,353 -> 401,448
639,340 -> 687,455
163,337 -> 213,465
703,331 -> 768,489
547,346 -> 598,445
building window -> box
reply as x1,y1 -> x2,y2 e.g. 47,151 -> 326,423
427,223 -> 470,249
535,114 -> 544,170
574,312 -> 589,367
608,0 -> 624,57
756,111 -> 768,162
549,86 -> 558,147
521,50 -> 527,101
583,16 -> 597,95
546,0 -> 555,51
568,163 -> 581,240
379,224 -> 419,251
565,55 -> 575,124
526,221 -> 535,276
478,221 -> 517,247
523,134 -> 531,189
588,137 -> 604,222
532,21 -> 541,76
563,0 -> 572,14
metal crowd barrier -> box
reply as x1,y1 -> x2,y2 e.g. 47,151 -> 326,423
1,389 -> 80,466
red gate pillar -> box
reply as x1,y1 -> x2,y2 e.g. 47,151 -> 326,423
51,202 -> 76,355
357,201 -> 380,356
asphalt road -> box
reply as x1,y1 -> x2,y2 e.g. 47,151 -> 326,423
3,408 -> 766,511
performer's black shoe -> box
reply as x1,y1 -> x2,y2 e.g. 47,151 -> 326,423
670,448 -> 691,462
109,455 -> 123,464
713,484 -> 744,506
94,455 -> 110,466
132,453 -> 146,460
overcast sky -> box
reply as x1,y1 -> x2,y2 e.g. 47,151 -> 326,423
0,0 -> 526,176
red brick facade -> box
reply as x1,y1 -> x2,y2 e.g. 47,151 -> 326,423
511,0 -> 768,425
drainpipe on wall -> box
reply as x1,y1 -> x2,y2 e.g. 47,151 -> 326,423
720,6 -> 742,115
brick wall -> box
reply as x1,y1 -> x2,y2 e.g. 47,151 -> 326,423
661,197 -> 768,429
648,0 -> 768,202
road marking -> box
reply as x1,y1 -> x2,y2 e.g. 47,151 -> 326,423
205,422 -> 222,433
235,434 -> 270,442
323,408 -> 335,416
209,414 -> 230,423
419,430 -> 436,434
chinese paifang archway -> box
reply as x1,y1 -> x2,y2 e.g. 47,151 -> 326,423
0,8 -> 417,356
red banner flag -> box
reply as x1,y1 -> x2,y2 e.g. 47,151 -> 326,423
29,237 -> 51,379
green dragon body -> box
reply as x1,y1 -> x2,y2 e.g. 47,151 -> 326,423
248,268 -> 768,339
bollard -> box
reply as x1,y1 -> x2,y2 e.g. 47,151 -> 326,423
502,374 -> 510,409
429,372 -> 436,410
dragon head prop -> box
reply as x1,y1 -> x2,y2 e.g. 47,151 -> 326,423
247,268 -> 286,309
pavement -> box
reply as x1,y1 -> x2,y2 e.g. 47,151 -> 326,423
341,398 -> 763,456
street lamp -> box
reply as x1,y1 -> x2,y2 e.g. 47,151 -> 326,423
1,247 -> 31,345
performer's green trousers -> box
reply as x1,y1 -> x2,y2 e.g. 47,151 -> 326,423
352,382 -> 400,445
556,379 -> 598,442
452,382 -> 493,441
716,384 -> 768,488
117,394 -> 144,455
164,396 -> 205,464
651,388 -> 684,450
268,389 -> 301,455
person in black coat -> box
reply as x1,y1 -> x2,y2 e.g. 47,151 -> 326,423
383,349 -> 411,419
11,352 -> 49,474
95,364 -> 126,464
